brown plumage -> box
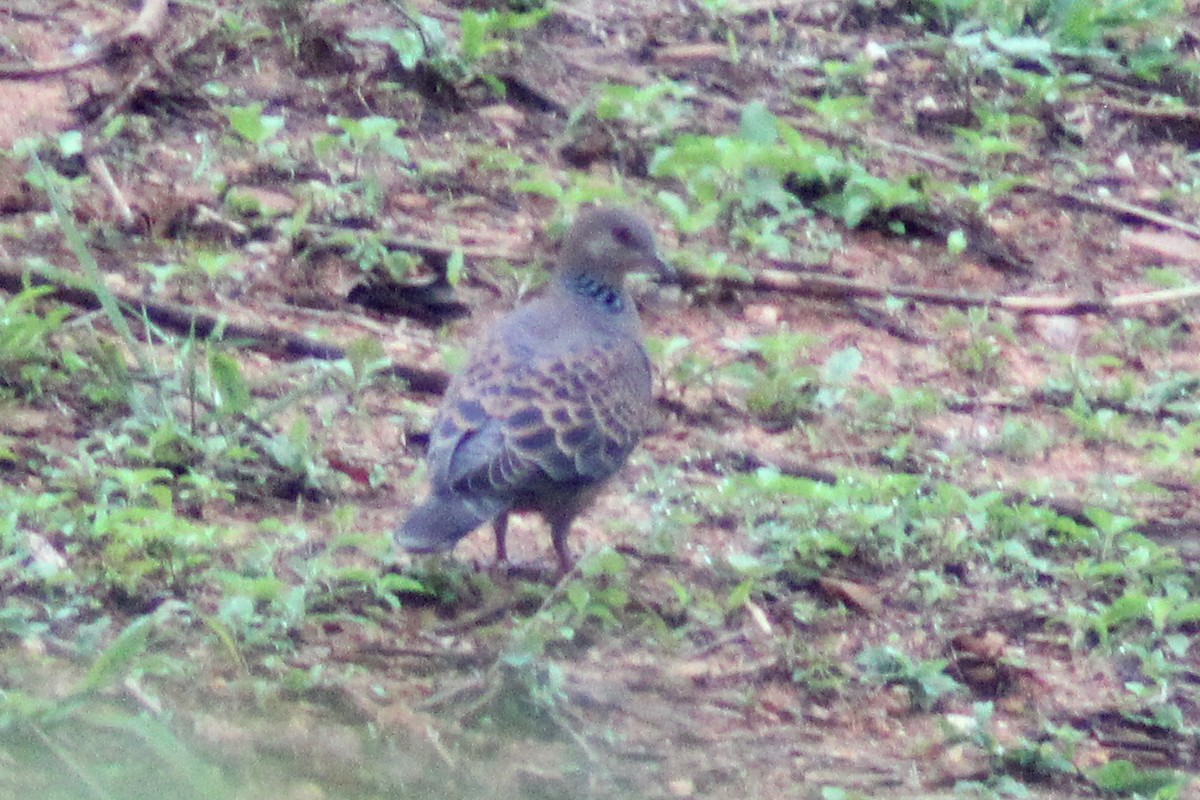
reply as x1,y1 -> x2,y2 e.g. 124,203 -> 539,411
396,207 -> 670,572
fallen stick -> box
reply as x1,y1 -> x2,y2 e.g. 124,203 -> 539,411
0,265 -> 450,394
678,263 -> 1200,315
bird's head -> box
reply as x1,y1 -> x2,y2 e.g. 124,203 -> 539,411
559,206 -> 673,286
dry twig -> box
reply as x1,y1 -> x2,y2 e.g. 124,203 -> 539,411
677,263 -> 1200,316
0,264 -> 451,393
0,0 -> 168,80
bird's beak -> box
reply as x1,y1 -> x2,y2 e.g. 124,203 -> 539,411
649,252 -> 676,284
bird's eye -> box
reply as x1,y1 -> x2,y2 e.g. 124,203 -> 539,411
612,225 -> 638,248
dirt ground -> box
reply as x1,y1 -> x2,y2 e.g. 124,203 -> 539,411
2,0 -> 1200,798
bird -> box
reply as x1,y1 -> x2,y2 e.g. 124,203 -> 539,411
396,206 -> 671,573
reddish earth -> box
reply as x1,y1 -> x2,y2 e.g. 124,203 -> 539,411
2,1 -> 1199,798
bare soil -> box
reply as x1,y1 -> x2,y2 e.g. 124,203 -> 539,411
2,1 -> 1200,798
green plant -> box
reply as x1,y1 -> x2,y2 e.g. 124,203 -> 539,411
303,115 -> 414,243
590,80 -> 698,146
785,639 -> 850,696
0,604 -> 235,799
815,347 -> 864,413
714,469 -> 953,575
352,7 -> 548,98
651,101 -> 818,234
317,115 -> 410,175
653,100 -> 931,249
136,251 -> 244,295
953,108 -> 1041,167
222,102 -> 287,157
513,169 -> 646,229
0,284 -> 70,397
856,645 -> 961,711
913,0 -> 1182,53
647,334 -> 715,401
457,550 -> 638,735
459,7 -> 549,65
948,703 -> 1081,794
724,331 -> 820,428
1138,419 -> 1200,474
850,385 -> 943,434
1088,759 -> 1186,798
509,549 -> 634,656
983,416 -> 1056,462
943,307 -> 1014,382
1100,317 -> 1190,362
1062,393 -> 1128,444
817,59 -> 874,98
820,789 -> 871,800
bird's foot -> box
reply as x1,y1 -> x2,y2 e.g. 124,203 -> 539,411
490,559 -> 558,583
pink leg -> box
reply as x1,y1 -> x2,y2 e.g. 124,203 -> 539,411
551,518 -> 573,575
493,514 -> 509,563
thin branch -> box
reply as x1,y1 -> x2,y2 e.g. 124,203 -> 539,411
86,156 -> 135,228
0,0 -> 167,80
1046,185 -> 1200,239
305,222 -> 525,272
677,263 -> 1200,316
859,133 -> 1200,240
771,113 -> 1200,241
0,264 -> 450,394
9,252 -> 1198,416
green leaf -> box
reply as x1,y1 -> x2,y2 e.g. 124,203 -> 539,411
1168,600 -> 1200,626
446,248 -> 466,286
946,228 -> 967,254
76,613 -> 158,696
665,577 -> 691,606
566,583 -> 591,613
726,552 -> 763,574
208,351 -> 251,417
379,573 -> 431,595
513,178 -> 564,198
224,103 -> 285,146
344,336 -> 388,382
726,578 -> 754,610
822,346 -> 862,386
58,130 -> 83,157
581,547 -> 626,578
459,11 -> 486,61
351,27 -> 426,70
1088,759 -> 1182,795
739,100 -> 778,144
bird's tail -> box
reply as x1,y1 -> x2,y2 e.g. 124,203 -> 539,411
395,493 -> 494,553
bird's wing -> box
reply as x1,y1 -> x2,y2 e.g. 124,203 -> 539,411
428,336 -> 653,499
